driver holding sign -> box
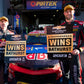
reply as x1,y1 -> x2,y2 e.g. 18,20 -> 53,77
61,4 -> 84,84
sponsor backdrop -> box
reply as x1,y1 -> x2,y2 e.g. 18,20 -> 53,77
26,0 -> 62,10
14,13 -> 20,33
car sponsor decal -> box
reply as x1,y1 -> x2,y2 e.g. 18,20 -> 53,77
26,53 -> 48,60
26,45 -> 47,53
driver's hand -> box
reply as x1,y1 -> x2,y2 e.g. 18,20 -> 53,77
71,49 -> 80,55
0,42 -> 6,47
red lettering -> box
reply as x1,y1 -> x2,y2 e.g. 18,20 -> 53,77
26,54 -> 35,60
37,53 -> 48,60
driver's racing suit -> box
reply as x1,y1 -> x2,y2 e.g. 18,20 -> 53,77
61,20 -> 84,84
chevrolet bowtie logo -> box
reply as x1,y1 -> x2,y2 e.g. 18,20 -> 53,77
52,26 -> 66,29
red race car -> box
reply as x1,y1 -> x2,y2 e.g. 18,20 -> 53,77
8,30 -> 63,84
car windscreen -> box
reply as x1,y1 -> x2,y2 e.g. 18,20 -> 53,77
26,35 -> 46,44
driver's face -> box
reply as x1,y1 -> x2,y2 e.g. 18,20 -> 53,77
64,9 -> 75,20
0,20 -> 9,30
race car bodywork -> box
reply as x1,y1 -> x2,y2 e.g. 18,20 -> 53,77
8,30 -> 63,84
